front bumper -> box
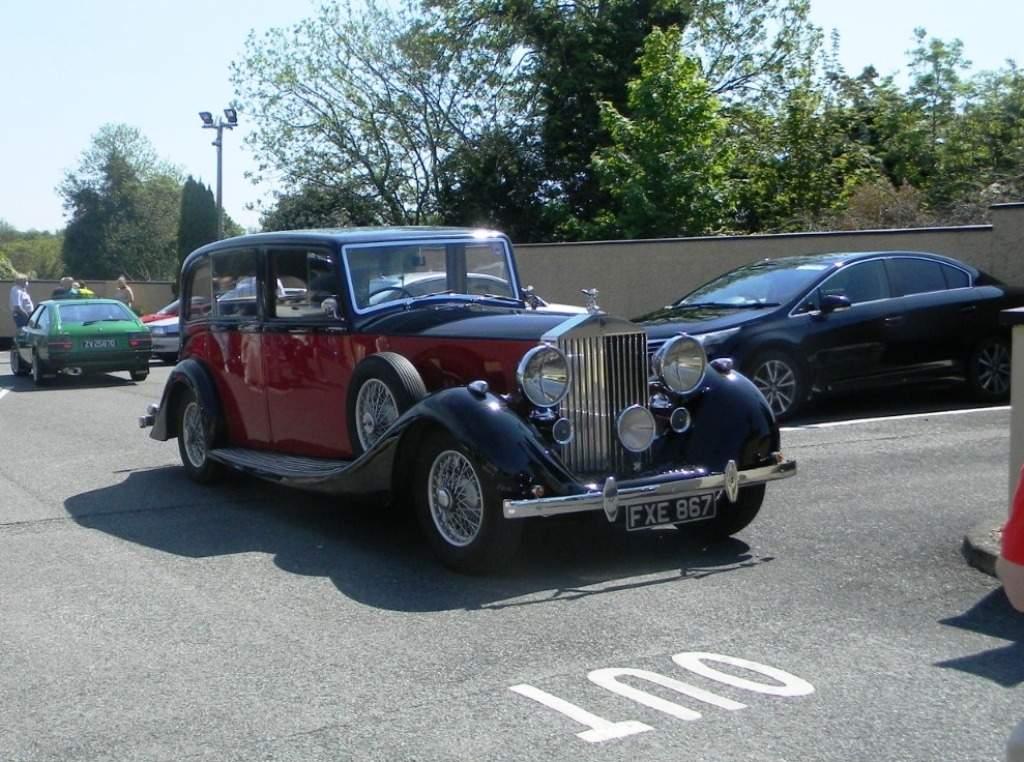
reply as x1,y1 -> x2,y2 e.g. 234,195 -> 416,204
503,455 -> 796,522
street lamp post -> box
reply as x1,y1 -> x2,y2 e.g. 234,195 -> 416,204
198,109 -> 238,239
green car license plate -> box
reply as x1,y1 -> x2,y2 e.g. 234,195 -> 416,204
624,491 -> 719,531
83,338 -> 117,350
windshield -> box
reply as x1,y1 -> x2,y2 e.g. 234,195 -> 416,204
58,302 -> 135,324
344,239 -> 517,313
679,260 -> 832,307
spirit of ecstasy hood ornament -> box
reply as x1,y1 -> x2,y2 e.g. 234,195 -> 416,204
581,288 -> 602,314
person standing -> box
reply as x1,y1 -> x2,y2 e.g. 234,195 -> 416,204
997,470 -> 1024,761
114,275 -> 135,309
9,274 -> 33,328
51,276 -> 75,298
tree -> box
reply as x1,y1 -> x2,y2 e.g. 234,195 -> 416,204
587,27 -> 733,238
260,183 -> 388,231
232,0 -> 526,226
177,176 -> 218,267
59,124 -> 182,279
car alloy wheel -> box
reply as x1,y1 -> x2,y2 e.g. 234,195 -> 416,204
427,449 -> 485,547
751,359 -> 798,418
355,378 -> 399,451
974,339 -> 1010,397
181,400 -> 208,469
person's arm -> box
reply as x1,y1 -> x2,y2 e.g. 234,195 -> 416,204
998,468 -> 1024,612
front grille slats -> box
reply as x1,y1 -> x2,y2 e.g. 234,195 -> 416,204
558,329 -> 648,477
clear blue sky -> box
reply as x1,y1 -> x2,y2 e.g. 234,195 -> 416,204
2,0 -> 1022,234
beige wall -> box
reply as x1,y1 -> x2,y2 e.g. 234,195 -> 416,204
1,279 -> 174,340
516,207 -> 1024,318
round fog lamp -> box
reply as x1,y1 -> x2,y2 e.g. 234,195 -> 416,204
617,405 -> 656,453
669,407 -> 691,433
552,417 -> 573,445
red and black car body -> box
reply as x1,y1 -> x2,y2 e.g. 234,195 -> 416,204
142,228 -> 795,572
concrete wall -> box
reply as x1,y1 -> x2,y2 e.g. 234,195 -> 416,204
516,202 -> 1024,318
1,279 -> 175,340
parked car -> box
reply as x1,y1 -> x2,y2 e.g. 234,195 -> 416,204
10,299 -> 152,385
637,251 -> 1021,420
140,299 -> 179,324
139,228 -> 796,572
146,315 -> 179,364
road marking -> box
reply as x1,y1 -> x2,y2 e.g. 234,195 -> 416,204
511,651 -> 813,744
782,405 -> 1010,431
0,388 -> 9,402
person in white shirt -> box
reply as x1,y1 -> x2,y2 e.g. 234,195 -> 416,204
9,275 -> 33,328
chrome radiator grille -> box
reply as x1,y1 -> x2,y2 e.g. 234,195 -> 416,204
557,331 -> 649,476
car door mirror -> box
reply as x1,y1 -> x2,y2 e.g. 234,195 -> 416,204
820,294 -> 851,314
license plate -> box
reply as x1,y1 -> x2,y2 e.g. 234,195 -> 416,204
624,491 -> 719,531
83,338 -> 116,350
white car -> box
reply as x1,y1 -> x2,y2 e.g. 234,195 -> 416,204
146,315 -> 179,364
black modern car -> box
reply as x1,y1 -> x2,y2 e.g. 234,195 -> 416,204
637,251 -> 1020,420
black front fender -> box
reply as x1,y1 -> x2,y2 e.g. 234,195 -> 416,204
150,358 -> 223,441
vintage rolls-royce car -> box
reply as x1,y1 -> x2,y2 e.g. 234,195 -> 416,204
139,228 -> 795,572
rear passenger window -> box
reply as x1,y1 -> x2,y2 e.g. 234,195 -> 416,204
213,249 -> 260,318
269,248 -> 340,320
819,260 -> 889,304
886,258 -> 947,296
941,265 -> 970,289
185,260 -> 212,321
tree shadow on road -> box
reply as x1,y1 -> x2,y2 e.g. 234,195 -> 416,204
935,589 -> 1024,687
64,466 -> 772,613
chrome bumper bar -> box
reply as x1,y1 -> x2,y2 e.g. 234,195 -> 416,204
502,456 -> 796,522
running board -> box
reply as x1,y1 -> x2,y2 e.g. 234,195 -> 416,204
207,447 -> 353,482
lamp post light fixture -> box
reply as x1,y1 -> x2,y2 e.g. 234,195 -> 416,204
198,108 -> 239,239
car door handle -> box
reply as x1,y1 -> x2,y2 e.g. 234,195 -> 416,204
884,315 -> 904,324
238,323 -> 262,334
959,305 -> 977,313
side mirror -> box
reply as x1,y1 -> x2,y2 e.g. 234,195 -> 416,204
321,297 -> 342,321
820,294 -> 851,314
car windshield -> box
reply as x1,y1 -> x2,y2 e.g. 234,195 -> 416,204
678,260 -> 833,307
344,239 -> 517,312
58,302 -> 134,324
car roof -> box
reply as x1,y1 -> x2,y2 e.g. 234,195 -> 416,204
198,226 -> 505,251
750,250 -> 976,272
43,298 -> 126,306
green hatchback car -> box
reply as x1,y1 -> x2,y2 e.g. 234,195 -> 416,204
10,299 -> 152,385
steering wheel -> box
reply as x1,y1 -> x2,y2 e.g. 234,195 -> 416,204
367,285 -> 414,302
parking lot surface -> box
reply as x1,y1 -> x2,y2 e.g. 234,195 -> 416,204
1,359 -> 1020,761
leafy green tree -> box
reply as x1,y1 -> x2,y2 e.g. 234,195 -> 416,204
0,232 -> 65,279
60,124 -> 182,279
232,0 -> 526,226
177,176 -> 218,267
0,254 -> 15,280
260,183 -> 388,231
587,27 -> 733,238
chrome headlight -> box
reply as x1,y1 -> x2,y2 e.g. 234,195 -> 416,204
517,345 -> 570,407
652,335 -> 707,394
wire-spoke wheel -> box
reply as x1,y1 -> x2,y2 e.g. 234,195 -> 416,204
355,378 -> 399,451
748,352 -> 804,420
176,388 -> 223,484
347,353 -> 427,456
428,449 -> 484,547
414,430 -> 522,574
968,336 -> 1011,402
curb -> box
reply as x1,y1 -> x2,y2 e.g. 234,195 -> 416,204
962,521 -> 1002,577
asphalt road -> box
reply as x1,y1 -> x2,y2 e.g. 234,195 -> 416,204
0,359 -> 1020,761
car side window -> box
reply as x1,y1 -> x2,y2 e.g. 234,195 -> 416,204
27,305 -> 45,328
886,258 -> 947,296
941,264 -> 970,289
38,307 -> 51,330
269,248 -> 341,320
212,249 -> 260,318
818,260 -> 890,305
185,259 -> 212,322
